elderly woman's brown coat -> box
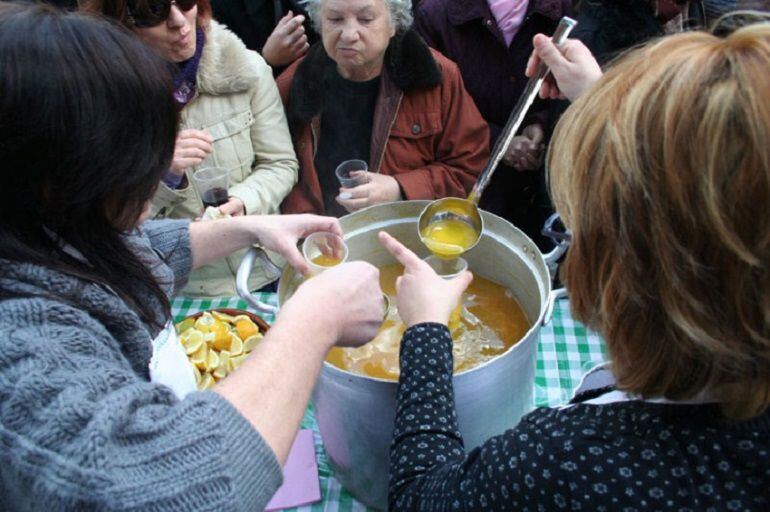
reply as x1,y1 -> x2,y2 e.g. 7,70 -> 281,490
276,30 -> 490,215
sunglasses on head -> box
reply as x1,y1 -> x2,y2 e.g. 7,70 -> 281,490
126,0 -> 197,28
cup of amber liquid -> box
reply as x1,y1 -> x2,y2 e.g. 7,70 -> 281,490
422,255 -> 468,280
302,232 -> 349,276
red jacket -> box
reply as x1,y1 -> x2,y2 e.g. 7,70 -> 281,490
277,30 -> 489,215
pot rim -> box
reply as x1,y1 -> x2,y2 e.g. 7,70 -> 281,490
312,203 -> 554,384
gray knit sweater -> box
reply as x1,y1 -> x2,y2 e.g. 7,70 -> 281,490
0,220 -> 282,511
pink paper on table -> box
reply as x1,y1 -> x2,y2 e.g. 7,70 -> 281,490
265,429 -> 321,511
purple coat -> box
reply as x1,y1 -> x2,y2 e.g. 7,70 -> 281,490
414,0 -> 571,141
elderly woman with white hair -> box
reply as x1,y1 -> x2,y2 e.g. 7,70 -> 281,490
277,0 -> 490,217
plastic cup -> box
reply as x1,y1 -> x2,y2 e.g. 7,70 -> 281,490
302,232 -> 349,275
335,159 -> 369,189
192,167 -> 229,208
423,255 -> 468,280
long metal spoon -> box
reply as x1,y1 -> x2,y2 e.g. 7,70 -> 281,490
418,16 -> 578,255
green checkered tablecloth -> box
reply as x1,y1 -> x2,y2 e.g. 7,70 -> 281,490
171,294 -> 607,511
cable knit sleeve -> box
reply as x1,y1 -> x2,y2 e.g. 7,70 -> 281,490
140,219 -> 193,296
0,297 -> 282,511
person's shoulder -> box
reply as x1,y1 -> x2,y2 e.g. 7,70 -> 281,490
275,54 -> 306,89
428,47 -> 457,72
521,400 -> 736,444
520,402 -> 658,439
0,287 -> 111,354
425,47 -> 465,88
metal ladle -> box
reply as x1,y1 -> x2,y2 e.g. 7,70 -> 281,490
418,16 -> 578,254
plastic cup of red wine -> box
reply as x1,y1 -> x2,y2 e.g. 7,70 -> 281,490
192,167 -> 230,208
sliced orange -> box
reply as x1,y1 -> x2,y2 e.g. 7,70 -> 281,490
235,319 -> 259,341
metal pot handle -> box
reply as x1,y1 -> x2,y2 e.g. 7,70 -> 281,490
542,287 -> 568,326
236,246 -> 280,315
541,213 -> 570,279
541,213 -> 570,325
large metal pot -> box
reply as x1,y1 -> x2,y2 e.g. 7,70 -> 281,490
237,201 -> 566,510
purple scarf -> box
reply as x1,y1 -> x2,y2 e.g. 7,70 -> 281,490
172,27 -> 205,108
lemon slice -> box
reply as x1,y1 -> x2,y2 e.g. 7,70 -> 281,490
213,350 -> 230,379
243,334 -> 262,353
191,363 -> 202,384
199,372 -> 216,390
194,313 -> 215,333
206,349 -> 220,372
212,357 -> 228,379
218,350 -> 231,368
229,353 -> 247,371
212,310 -> 236,324
203,332 -> 216,346
229,333 -> 244,356
175,318 -> 195,335
191,344 -> 208,370
183,331 -> 204,355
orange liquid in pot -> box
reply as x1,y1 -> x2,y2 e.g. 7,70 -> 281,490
326,264 -> 530,380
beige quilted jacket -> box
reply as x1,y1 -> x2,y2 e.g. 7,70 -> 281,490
152,21 -> 298,297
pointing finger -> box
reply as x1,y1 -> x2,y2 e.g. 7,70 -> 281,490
378,231 -> 424,270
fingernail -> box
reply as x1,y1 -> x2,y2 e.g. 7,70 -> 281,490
338,192 -> 352,200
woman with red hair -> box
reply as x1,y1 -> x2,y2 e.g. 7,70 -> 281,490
385,23 -> 770,510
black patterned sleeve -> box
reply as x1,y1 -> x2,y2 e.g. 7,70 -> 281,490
388,323 -> 551,511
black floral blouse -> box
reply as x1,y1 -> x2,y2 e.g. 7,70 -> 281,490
389,323 -> 770,511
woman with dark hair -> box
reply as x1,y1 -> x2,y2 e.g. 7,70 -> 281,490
382,23 -> 770,510
0,4 -> 383,510
85,0 -> 299,297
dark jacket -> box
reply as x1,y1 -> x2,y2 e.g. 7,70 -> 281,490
211,0 -> 317,74
573,0 -> 670,64
389,323 -> 770,511
277,31 -> 489,215
414,0 -> 571,140
414,0 -> 571,249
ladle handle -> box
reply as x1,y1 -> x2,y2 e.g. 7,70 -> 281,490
236,246 -> 280,315
467,16 -> 577,205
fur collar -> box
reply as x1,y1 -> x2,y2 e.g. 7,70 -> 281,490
286,29 -> 442,131
196,20 -> 259,95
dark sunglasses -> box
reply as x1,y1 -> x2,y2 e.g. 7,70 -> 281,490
126,0 -> 197,28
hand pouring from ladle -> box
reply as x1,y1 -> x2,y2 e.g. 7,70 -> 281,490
418,16 -> 578,258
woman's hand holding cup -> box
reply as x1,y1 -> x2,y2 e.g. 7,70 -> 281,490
378,231 -> 472,328
240,214 -> 343,277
